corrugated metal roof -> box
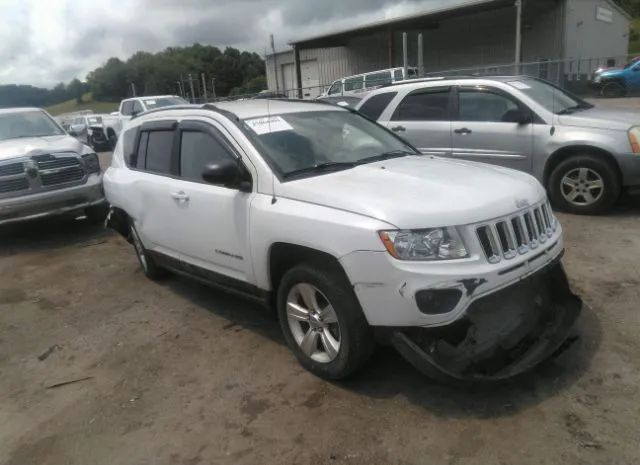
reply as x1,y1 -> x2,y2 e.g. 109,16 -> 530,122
289,0 -> 510,46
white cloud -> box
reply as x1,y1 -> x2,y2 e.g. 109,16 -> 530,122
0,0 -> 468,88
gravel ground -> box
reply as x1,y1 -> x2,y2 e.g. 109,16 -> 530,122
1,107 -> 640,465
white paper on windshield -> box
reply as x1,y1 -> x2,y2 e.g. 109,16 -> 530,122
145,99 -> 157,105
509,81 -> 531,90
245,116 -> 293,135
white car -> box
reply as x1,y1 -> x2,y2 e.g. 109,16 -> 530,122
102,95 -> 188,147
322,67 -> 418,98
104,100 -> 581,382
0,108 -> 107,225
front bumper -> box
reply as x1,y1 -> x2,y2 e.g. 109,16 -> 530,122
616,153 -> 640,187
0,174 -> 105,225
391,260 -> 581,381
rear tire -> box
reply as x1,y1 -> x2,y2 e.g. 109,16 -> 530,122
548,154 -> 620,215
277,262 -> 374,380
130,224 -> 167,280
601,82 -> 625,98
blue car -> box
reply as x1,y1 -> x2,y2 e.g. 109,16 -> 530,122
592,57 -> 640,97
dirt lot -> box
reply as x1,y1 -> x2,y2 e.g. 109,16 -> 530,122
2,125 -> 640,465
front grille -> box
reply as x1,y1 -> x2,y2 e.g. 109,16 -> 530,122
35,157 -> 81,170
0,177 -> 29,193
476,202 -> 557,263
40,166 -> 85,186
0,162 -> 25,177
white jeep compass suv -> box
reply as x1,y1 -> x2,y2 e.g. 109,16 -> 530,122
104,100 -> 581,382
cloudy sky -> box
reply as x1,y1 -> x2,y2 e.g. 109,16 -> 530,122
0,0 -> 470,88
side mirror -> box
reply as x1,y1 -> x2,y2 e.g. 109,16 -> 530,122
503,109 -> 532,125
202,160 -> 251,192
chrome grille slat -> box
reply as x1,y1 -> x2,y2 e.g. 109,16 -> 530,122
40,166 -> 85,186
476,202 -> 558,263
0,162 -> 25,177
0,177 -> 29,194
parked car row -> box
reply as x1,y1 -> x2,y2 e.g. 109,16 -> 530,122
591,56 -> 640,98
6,73 -> 637,382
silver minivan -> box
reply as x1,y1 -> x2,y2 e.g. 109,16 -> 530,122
323,67 -> 418,98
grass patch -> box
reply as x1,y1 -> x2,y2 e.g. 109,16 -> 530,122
46,93 -> 118,116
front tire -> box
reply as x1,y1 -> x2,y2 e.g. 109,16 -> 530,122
548,154 -> 620,215
277,263 -> 373,380
601,82 -> 625,98
84,204 -> 109,224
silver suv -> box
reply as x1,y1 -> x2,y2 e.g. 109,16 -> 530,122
357,76 -> 640,214
0,108 -> 107,225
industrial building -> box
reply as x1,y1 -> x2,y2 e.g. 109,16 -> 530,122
265,0 -> 631,98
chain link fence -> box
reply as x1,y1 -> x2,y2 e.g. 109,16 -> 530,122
194,54 -> 638,103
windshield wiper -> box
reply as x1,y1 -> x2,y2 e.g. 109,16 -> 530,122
356,150 -> 415,165
556,104 -> 590,115
283,161 -> 357,179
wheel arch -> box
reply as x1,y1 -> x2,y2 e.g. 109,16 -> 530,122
268,242 -> 350,297
543,145 -> 622,188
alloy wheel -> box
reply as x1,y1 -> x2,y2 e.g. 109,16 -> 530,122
561,167 -> 604,207
286,283 -> 341,363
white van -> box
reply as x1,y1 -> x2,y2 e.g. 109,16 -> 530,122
322,67 -> 418,98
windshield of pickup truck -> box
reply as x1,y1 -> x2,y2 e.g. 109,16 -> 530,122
243,110 -> 416,179
87,116 -> 102,125
0,110 -> 65,141
507,78 -> 592,114
142,97 -> 187,110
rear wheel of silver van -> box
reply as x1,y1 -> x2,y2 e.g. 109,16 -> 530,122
277,263 -> 373,380
130,224 -> 166,280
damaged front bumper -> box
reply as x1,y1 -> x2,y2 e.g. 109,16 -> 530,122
391,260 -> 581,382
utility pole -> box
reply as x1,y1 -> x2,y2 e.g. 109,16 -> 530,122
402,32 -> 409,79
130,82 -> 137,97
515,0 -> 523,75
201,73 -> 208,102
188,74 -> 196,103
176,80 -> 183,97
417,33 -> 424,78
211,77 -> 217,98
270,34 -> 280,94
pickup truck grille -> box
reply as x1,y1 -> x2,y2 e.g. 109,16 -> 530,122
0,177 -> 29,194
40,166 -> 85,186
0,153 -> 87,199
476,202 -> 557,264
0,162 -> 25,177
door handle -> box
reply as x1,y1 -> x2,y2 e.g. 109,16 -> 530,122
454,127 -> 472,135
171,191 -> 189,202
391,126 -> 406,132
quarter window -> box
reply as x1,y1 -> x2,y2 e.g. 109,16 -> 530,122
358,92 -> 397,121
179,131 -> 235,182
392,88 -> 451,121
144,131 -> 174,174
458,89 -> 519,122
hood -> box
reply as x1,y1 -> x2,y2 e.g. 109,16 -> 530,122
277,156 -> 545,229
0,135 -> 86,161
596,67 -> 623,76
557,107 -> 638,131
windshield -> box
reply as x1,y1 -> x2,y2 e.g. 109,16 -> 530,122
242,110 -> 416,179
142,97 -> 187,110
0,110 -> 65,141
507,78 -> 591,114
87,116 -> 102,125
624,58 -> 640,69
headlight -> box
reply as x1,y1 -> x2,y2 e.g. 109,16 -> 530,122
629,126 -> 640,154
379,227 -> 468,261
82,153 -> 101,173
593,75 -> 601,83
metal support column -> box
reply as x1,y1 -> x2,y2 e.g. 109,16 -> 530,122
402,32 -> 408,78
201,73 -> 208,102
418,33 -> 424,77
515,0 -> 523,75
293,45 -> 302,99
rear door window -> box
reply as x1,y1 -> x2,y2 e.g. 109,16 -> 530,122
392,87 -> 451,121
365,72 -> 392,88
144,131 -> 174,174
358,92 -> 397,121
